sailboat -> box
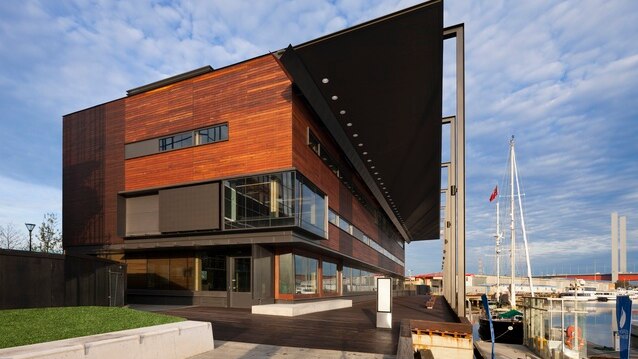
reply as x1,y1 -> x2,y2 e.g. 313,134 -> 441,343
478,136 -> 535,345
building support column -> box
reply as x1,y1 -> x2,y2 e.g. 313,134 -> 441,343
443,24 -> 466,318
612,212 -> 619,283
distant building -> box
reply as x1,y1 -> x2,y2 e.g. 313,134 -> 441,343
62,1 -> 444,307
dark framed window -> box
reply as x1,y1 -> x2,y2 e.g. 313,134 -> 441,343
201,255 -> 226,291
159,132 -> 192,152
307,128 -> 320,155
197,124 -> 228,145
294,254 -> 318,295
322,261 -> 338,294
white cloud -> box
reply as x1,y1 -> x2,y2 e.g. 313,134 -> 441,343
0,175 -> 61,227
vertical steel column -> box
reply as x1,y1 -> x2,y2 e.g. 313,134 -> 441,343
443,24 -> 466,317
612,212 -> 619,283
620,216 -> 627,274
449,115 -> 458,312
454,25 -> 466,317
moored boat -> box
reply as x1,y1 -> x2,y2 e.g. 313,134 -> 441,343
478,136 -> 534,345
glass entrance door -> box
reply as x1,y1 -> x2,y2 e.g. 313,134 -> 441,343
229,257 -> 252,308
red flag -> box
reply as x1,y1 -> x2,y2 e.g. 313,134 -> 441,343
489,185 -> 498,202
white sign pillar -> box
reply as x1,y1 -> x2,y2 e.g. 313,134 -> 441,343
376,277 -> 392,329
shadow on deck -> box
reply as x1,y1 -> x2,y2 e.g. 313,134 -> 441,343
160,294 -> 459,355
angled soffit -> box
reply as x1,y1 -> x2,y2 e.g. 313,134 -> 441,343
279,0 -> 443,242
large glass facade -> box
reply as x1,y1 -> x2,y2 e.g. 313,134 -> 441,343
322,261 -> 338,294
223,171 -> 327,238
126,253 -> 195,291
224,172 -> 296,229
298,176 -> 326,237
294,255 -> 318,295
201,254 -> 226,291
343,266 -> 377,293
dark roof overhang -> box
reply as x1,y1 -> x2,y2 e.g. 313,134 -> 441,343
279,0 -> 443,242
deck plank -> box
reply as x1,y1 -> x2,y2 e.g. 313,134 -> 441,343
160,295 -> 459,355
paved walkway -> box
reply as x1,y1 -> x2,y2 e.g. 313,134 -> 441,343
190,340 -> 394,359
160,295 -> 457,355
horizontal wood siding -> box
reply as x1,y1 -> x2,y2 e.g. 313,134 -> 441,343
125,55 -> 293,190
291,94 -> 404,274
63,99 -> 125,247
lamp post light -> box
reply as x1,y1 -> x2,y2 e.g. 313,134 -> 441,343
25,223 -> 35,251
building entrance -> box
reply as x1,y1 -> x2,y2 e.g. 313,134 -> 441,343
229,256 -> 252,308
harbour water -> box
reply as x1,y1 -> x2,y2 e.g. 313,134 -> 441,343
583,301 -> 638,348
472,300 -> 638,348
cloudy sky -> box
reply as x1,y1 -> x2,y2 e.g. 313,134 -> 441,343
0,0 -> 636,276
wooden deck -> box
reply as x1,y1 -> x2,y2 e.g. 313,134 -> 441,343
160,295 -> 459,355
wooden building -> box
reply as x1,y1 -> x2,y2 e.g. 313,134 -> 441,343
63,0 -> 444,307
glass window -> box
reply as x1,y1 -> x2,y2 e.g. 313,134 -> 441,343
294,255 -> 318,295
322,261 -> 338,294
338,217 -> 351,234
352,226 -> 365,242
197,124 -> 228,145
233,257 -> 251,292
279,253 -> 294,294
147,257 -> 170,289
307,129 -> 320,155
328,209 -> 338,226
342,266 -> 352,293
298,176 -> 326,238
224,172 -> 296,229
159,132 -> 192,151
169,257 -> 194,290
201,255 -> 226,291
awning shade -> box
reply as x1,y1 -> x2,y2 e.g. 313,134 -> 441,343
280,0 -> 443,241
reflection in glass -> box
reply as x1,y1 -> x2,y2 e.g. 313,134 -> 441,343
279,253 -> 294,294
201,255 -> 226,291
224,171 -> 327,238
233,257 -> 251,292
294,255 -> 318,294
322,261 -> 338,293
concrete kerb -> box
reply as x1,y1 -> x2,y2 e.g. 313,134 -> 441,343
0,321 -> 213,359
251,299 -> 352,316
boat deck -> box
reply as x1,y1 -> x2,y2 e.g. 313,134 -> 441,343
160,294 -> 459,355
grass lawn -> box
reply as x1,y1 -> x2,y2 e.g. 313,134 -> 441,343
0,306 -> 184,349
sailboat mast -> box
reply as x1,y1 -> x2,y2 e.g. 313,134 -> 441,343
495,201 -> 501,298
513,146 -> 535,296
509,136 -> 516,308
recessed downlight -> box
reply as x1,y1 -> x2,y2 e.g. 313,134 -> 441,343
322,78 -> 329,84
340,110 -> 346,115
331,95 -> 338,100
353,133 -> 358,138
370,166 -> 375,169
367,159 -> 372,163
362,151 -> 368,155
358,143 -> 363,147
346,122 -> 352,127
374,172 -> 378,175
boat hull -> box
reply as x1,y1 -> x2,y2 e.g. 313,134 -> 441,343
478,317 -> 523,345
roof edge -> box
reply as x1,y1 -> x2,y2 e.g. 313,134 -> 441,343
126,65 -> 214,96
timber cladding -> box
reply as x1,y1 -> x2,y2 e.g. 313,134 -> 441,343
291,94 -> 404,273
124,55 -> 294,191
63,99 -> 125,247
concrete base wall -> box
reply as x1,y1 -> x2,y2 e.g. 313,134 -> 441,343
0,321 -> 213,359
251,299 -> 352,316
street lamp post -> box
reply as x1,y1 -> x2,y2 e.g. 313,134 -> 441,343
25,223 -> 35,251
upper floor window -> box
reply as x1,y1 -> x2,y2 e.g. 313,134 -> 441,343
159,132 -> 192,152
197,124 -> 228,145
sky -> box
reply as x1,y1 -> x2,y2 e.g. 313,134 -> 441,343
0,0 -> 636,276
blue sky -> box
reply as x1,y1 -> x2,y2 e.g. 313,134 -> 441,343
0,1 -> 636,276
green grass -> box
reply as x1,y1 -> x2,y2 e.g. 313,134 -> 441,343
0,306 -> 185,349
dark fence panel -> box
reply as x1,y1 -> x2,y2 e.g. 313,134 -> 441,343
0,249 -> 126,309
